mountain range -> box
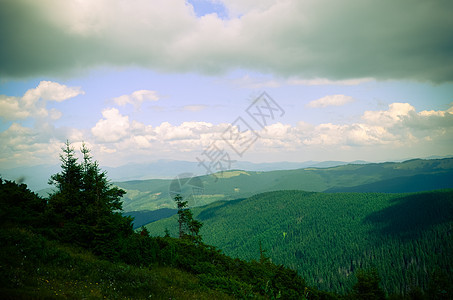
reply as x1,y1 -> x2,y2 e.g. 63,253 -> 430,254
0,159 -> 372,192
113,157 -> 453,213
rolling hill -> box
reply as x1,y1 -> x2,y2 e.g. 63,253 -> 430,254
116,158 -> 453,213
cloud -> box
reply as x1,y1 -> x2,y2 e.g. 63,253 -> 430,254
91,108 -> 131,143
23,81 -> 84,102
0,96 -> 31,120
113,90 -> 159,109
92,102 -> 453,159
253,103 -> 453,152
287,78 -> 374,86
307,95 -> 355,108
362,103 -> 416,125
231,74 -> 374,89
0,81 -> 83,121
214,0 -> 278,17
182,105 -> 208,112
1,0 -> 452,82
2,99 -> 452,168
0,121 -> 84,168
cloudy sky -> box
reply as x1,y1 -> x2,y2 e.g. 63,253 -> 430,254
1,0 -> 453,173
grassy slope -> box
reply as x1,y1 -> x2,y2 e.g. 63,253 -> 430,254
145,189 -> 453,295
0,227 -> 233,299
117,158 -> 453,212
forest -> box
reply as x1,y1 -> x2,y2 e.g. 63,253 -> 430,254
1,142 -> 452,299
146,189 -> 453,296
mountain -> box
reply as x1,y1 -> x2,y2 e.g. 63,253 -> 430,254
3,156 -> 451,192
2,159 -> 361,192
0,164 -> 60,191
325,171 -> 453,193
113,158 -> 453,212
145,189 -> 453,295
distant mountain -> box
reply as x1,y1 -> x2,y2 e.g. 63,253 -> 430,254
325,171 -> 453,193
0,164 -> 60,191
3,159 -> 370,192
145,189 -> 453,295
113,158 -> 453,212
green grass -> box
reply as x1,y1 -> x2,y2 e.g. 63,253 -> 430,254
0,227 -> 233,299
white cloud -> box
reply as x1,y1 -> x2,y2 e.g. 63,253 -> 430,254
254,103 -> 453,153
113,90 -> 159,109
91,108 -> 131,143
307,95 -> 355,108
0,121 -> 84,168
91,102 -> 453,163
0,96 -> 31,120
362,103 -> 416,126
0,81 -> 83,121
2,99 -> 453,169
23,81 -> 84,103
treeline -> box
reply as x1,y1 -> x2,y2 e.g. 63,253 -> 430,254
147,189 -> 453,298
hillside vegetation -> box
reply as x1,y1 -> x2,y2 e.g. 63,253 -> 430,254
0,143 -> 316,299
146,189 -> 453,296
115,158 -> 453,212
2,142 -> 452,299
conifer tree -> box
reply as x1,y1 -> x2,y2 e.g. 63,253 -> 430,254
47,141 -> 133,256
352,268 -> 385,300
173,194 -> 202,243
48,141 -> 84,224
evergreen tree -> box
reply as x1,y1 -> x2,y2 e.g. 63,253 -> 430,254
259,240 -> 271,264
47,141 -> 83,222
173,194 -> 203,243
0,178 -> 46,227
352,268 -> 386,300
47,141 -> 133,256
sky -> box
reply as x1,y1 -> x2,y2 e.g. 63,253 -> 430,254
1,0 -> 453,173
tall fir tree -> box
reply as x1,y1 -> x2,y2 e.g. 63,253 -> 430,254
173,194 -> 203,243
47,141 -> 84,227
47,141 -> 133,257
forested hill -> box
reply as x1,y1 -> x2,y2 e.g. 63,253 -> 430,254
145,189 -> 453,295
113,158 -> 453,212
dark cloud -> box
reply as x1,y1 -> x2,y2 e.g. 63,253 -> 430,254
1,0 -> 452,82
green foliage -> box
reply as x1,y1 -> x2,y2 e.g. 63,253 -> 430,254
3,145 -> 452,299
152,236 -> 307,299
0,170 -> 308,299
0,178 -> 46,227
0,227 -> 232,299
174,193 -> 203,243
147,189 -> 453,296
46,141 -> 133,257
351,268 -> 385,300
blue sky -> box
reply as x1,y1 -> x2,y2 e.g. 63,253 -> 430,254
1,0 -> 452,171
